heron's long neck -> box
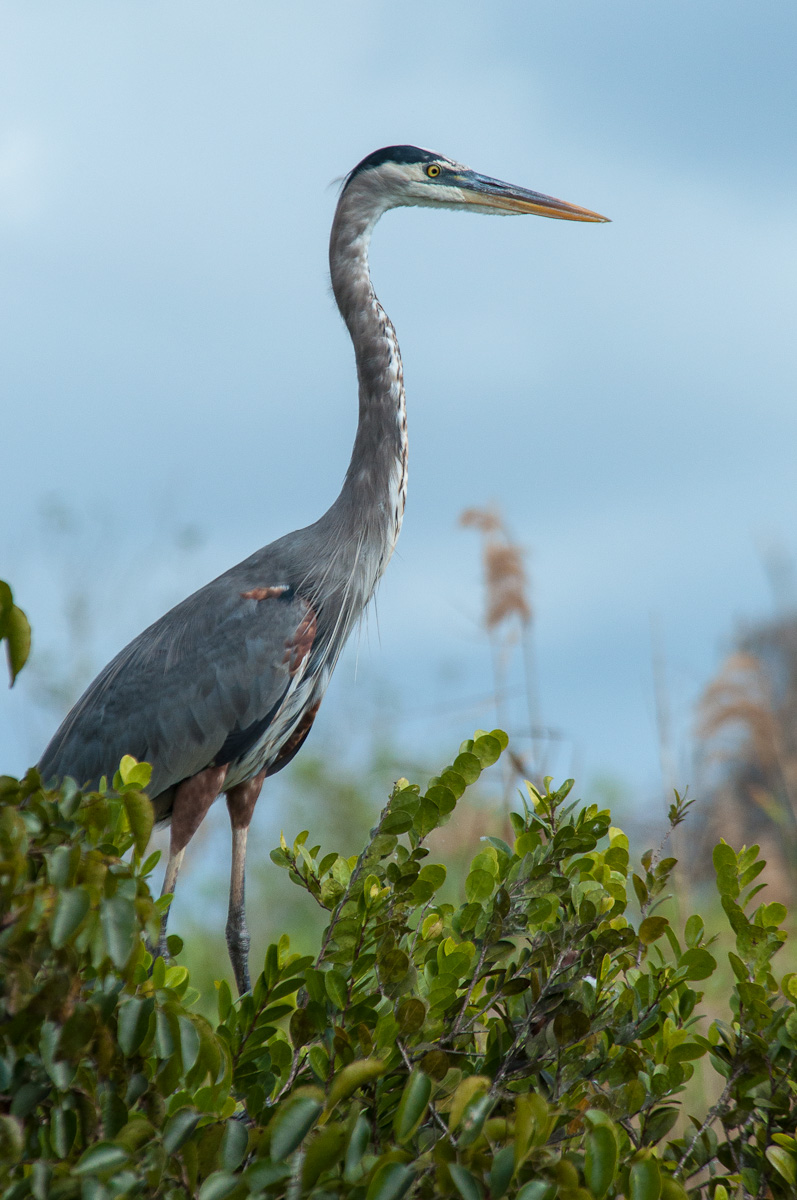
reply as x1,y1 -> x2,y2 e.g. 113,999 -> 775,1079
323,196 -> 408,590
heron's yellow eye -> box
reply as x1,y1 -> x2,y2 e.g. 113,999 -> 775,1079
426,164 -> 441,178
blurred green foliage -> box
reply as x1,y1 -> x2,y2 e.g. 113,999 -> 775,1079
3,734 -> 797,1198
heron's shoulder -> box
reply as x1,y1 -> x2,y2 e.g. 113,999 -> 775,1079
134,539 -> 306,632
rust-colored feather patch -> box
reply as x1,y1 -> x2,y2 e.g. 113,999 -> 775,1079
240,586 -> 290,601
287,699 -> 321,752
271,700 -> 321,775
283,603 -> 317,676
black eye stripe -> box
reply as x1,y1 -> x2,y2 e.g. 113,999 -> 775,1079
344,145 -> 441,190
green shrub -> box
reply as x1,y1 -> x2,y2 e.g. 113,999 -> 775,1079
2,733 -> 797,1199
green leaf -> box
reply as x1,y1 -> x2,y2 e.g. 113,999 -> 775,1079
178,1015 -> 201,1072
585,1123 -> 618,1198
162,1107 -> 200,1155
713,842 -> 739,897
668,1042 -> 707,1063
659,1181 -> 688,1200
488,1145 -> 515,1198
449,1164 -> 484,1200
369,833 -> 398,859
40,1020 -> 73,1090
141,849 -> 161,875
50,887 -> 90,948
270,1095 -> 323,1160
217,978 -> 233,1023
629,1155 -> 661,1200
393,1070 -> 431,1142
380,948 -> 410,982
325,968 -> 348,1010
116,755 -> 152,789
221,1118 -> 249,1171
632,874 -> 649,907
74,1144 -> 130,1176
122,791 -> 154,855
515,1185 -> 555,1200
48,844 -> 78,888
117,996 -> 154,1056
50,1107 -> 77,1159
457,1092 -> 494,1148
381,810 -> 413,834
453,752 -> 481,784
1,595 -> 31,685
553,1008 -> 590,1045
396,997 -> 427,1034
100,895 -> 136,968
642,1107 -> 679,1145
678,948 -> 717,981
766,1145 -> 797,1185
526,896 -> 554,925
155,1007 -> 177,1058
244,1162 -> 292,1190
365,1162 -> 415,1200
420,1049 -> 449,1079
342,1115 -> 370,1183
392,786 -> 421,814
684,914 -> 704,946
757,901 -> 787,928
326,1058 -> 386,1109
0,1114 -> 24,1163
414,799 -> 440,837
425,784 -> 456,814
197,1172 -> 239,1200
638,916 -> 669,944
472,734 -> 502,766
302,1124 -> 347,1189
450,1077 -> 491,1132
712,842 -> 737,871
438,769 -> 466,798
465,868 -> 495,903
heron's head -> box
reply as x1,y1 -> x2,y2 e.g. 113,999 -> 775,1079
341,145 -> 609,224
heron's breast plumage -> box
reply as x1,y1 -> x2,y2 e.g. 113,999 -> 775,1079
220,592 -> 327,788
373,299 -> 408,571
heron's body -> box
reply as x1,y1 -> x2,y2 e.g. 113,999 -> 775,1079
39,146 -> 607,993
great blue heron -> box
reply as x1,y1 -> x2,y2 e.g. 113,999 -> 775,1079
39,146 -> 608,994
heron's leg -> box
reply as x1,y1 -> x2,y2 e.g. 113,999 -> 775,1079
225,769 -> 266,996
157,847 -> 186,959
157,764 -> 228,958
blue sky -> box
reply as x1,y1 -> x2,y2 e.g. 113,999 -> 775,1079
2,1 -> 796,813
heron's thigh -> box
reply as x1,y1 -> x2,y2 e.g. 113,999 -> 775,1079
226,769 -> 267,831
170,764 -> 228,854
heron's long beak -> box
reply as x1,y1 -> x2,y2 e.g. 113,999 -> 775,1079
457,170 -> 609,223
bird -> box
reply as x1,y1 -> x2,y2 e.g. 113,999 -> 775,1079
38,145 -> 608,994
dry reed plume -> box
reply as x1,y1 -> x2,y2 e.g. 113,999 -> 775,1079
460,505 -> 542,786
696,616 -> 797,900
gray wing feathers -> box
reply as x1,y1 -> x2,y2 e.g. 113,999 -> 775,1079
38,581 -> 308,798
